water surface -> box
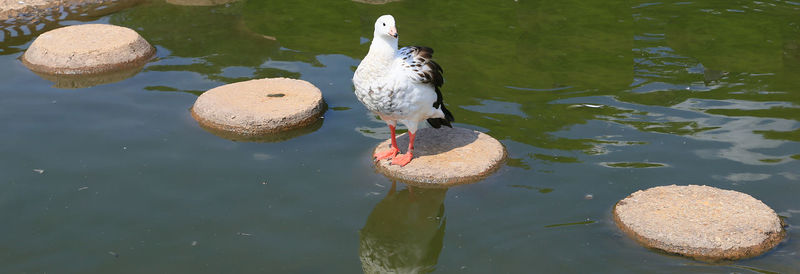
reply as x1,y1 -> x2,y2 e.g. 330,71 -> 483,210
1,0 -> 799,272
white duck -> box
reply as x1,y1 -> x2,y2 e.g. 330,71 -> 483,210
353,15 -> 454,167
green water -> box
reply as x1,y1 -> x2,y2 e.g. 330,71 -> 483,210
1,0 -> 799,272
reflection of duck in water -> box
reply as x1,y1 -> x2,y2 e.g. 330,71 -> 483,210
359,182 -> 447,274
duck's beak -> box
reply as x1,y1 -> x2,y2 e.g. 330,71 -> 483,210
389,27 -> 398,38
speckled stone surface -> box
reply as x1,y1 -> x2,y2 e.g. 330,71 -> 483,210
373,127 -> 506,187
191,78 -> 325,137
614,185 -> 785,261
22,24 -> 154,74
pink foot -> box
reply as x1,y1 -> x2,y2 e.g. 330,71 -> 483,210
391,153 -> 413,166
374,147 -> 399,161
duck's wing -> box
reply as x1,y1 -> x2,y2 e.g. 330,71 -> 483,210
392,46 -> 454,128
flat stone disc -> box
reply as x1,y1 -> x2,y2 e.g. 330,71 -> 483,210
191,78 -> 325,137
614,185 -> 785,261
373,127 -> 506,187
22,24 -> 155,74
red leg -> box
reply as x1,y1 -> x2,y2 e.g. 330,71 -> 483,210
391,131 -> 415,166
374,125 -> 399,160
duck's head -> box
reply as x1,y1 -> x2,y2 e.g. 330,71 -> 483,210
374,15 -> 398,39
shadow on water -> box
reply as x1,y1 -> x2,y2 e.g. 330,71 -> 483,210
29,62 -> 149,89
192,113 -> 325,143
144,85 -> 204,96
359,182 -> 447,274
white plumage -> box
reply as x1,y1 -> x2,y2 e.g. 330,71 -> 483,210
353,15 -> 454,166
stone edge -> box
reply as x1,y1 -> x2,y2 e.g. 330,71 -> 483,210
612,195 -> 787,262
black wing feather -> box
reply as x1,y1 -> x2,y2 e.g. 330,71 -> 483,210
400,46 -> 454,128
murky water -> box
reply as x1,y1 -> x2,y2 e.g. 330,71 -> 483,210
1,0 -> 799,272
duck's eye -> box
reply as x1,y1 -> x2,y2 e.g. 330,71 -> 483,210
382,23 -> 386,26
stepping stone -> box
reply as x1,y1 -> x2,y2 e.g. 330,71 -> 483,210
373,127 -> 506,187
22,24 -> 155,75
614,185 -> 786,261
191,78 -> 325,139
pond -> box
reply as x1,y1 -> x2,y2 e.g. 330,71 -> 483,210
1,0 -> 799,272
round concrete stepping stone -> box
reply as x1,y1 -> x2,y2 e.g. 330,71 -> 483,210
373,127 -> 506,187
22,24 -> 155,75
191,78 -> 325,138
614,185 -> 785,261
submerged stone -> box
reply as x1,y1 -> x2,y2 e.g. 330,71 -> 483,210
614,185 -> 785,261
191,78 -> 325,139
373,127 -> 506,187
22,24 -> 155,75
